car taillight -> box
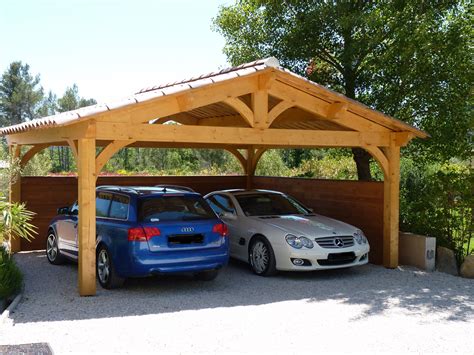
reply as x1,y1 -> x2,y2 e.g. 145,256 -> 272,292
212,223 -> 228,237
128,227 -> 161,241
144,227 -> 161,239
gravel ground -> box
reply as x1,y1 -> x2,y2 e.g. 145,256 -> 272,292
1,252 -> 473,354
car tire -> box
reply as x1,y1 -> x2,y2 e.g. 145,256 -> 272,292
249,236 -> 277,276
96,245 -> 125,289
195,269 -> 219,281
46,231 -> 65,265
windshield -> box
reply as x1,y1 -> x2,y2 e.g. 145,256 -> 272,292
236,193 -> 311,217
138,195 -> 217,222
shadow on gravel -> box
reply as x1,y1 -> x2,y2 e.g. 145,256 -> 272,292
12,252 -> 474,324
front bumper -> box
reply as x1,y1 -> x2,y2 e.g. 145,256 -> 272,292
274,243 -> 370,271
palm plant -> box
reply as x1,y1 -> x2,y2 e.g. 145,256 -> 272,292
0,147 -> 37,252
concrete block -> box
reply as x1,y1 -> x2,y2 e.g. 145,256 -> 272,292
399,232 -> 436,271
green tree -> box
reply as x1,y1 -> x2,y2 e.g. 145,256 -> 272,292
53,84 -> 97,172
37,90 -> 58,117
214,1 -> 473,179
57,84 -> 96,112
0,61 -> 43,126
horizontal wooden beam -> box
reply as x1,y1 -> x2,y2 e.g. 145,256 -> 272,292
94,122 -> 392,147
6,122 -> 93,145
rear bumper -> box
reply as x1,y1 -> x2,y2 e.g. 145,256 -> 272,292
124,244 -> 229,277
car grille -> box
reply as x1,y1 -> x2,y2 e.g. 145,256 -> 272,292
317,252 -> 356,266
315,235 -> 354,249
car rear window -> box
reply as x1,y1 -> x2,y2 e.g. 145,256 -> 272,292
138,195 -> 217,222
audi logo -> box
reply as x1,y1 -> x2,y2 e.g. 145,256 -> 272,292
181,227 -> 194,233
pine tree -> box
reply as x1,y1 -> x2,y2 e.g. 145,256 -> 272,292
0,61 -> 44,126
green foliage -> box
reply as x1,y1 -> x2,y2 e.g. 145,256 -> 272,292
22,149 -> 52,176
297,156 -> 357,180
0,245 -> 23,299
0,151 -> 37,246
100,148 -> 245,176
0,145 -> 21,197
0,61 -> 43,126
214,1 -> 473,169
400,160 -> 473,264
57,84 -> 96,112
255,150 -> 291,177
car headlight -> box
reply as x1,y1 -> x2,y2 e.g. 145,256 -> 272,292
353,230 -> 367,244
285,234 -> 314,249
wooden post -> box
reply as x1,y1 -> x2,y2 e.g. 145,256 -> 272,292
252,90 -> 268,128
77,138 -> 97,296
383,144 -> 400,268
9,145 -> 22,253
246,148 -> 255,189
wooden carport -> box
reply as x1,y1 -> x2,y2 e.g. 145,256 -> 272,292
1,58 -> 427,296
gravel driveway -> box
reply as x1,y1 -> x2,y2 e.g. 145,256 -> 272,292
1,252 -> 473,354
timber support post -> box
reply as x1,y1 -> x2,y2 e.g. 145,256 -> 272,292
246,148 -> 255,189
382,143 -> 400,268
77,138 -> 97,296
8,145 -> 22,253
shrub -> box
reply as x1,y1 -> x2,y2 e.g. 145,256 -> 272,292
400,160 -> 473,265
0,246 -> 23,299
255,150 -> 292,177
296,156 -> 358,180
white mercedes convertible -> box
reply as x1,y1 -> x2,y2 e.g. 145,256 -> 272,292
204,189 -> 370,276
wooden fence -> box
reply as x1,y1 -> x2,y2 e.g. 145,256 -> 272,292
20,175 -> 383,264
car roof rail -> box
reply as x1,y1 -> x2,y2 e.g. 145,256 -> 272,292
96,185 -> 139,194
154,185 -> 195,193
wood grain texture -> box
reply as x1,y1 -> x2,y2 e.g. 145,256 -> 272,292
20,176 -> 384,265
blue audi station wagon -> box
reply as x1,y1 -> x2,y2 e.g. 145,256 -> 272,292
46,186 -> 230,289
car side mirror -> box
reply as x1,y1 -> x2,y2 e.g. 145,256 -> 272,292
220,211 -> 237,220
57,206 -> 70,215
307,208 -> 314,213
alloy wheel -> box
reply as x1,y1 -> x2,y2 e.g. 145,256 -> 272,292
46,234 -> 58,261
97,249 -> 110,284
251,241 -> 269,273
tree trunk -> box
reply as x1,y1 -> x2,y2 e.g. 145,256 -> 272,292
352,147 -> 372,181
344,70 -> 372,181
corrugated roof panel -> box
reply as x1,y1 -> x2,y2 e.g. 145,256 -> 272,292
0,56 -> 427,138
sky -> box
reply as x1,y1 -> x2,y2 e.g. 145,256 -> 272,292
0,0 -> 232,102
